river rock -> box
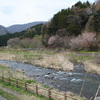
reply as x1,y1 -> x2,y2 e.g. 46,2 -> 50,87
44,75 -> 49,78
70,78 -> 82,83
59,78 -> 68,81
57,85 -> 60,87
57,71 -> 64,74
44,75 -> 54,79
47,72 -> 51,75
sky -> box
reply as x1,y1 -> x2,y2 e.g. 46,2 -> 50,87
0,0 -> 94,27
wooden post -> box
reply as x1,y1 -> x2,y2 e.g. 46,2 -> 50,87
35,85 -> 38,95
25,82 -> 27,90
94,85 -> 100,100
64,92 -> 67,100
16,80 -> 18,88
48,88 -> 52,98
2,75 -> 4,82
8,77 -> 11,85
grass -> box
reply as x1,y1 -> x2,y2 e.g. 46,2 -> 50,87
0,64 -> 28,80
0,82 -> 53,100
0,64 -> 49,88
0,48 -> 74,71
67,53 -> 94,61
33,54 -> 73,71
84,61 -> 100,74
66,51 -> 100,74
0,88 -> 19,100
0,47 -> 100,74
0,81 -> 86,100
78,50 -> 100,53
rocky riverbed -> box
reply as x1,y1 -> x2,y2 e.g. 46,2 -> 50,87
0,60 -> 100,99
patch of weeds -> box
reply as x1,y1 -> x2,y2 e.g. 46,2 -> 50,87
78,50 -> 100,53
41,84 -> 49,89
0,88 -> 19,100
26,80 -> 37,84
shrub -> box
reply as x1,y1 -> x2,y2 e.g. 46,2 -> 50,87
7,38 -> 19,48
19,38 -> 32,48
48,35 -> 63,47
69,36 -> 84,50
70,32 -> 98,51
31,35 -> 44,48
48,35 -> 72,50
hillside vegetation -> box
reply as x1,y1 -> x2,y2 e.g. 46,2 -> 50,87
0,1 -> 99,51
0,24 -> 43,46
42,1 -> 100,51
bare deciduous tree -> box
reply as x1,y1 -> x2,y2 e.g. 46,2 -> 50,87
70,32 -> 97,50
7,38 -> 19,48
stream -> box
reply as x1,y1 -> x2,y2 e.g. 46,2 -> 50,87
0,60 -> 100,99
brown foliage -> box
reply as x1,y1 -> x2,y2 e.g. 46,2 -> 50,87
48,35 -> 63,47
7,38 -> 19,48
70,32 -> 98,50
19,38 -> 32,48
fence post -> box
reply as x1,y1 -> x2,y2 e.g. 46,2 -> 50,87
64,92 -> 67,100
8,77 -> 11,85
25,82 -> 27,90
35,85 -> 38,95
16,80 -> 18,88
48,88 -> 52,98
94,85 -> 100,100
2,75 -> 4,82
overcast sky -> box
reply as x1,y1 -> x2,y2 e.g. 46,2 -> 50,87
0,0 -> 94,27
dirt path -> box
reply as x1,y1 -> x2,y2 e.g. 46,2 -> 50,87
0,86 -> 48,100
0,95 -> 7,100
0,86 -> 21,99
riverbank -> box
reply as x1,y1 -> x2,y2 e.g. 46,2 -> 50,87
0,60 -> 100,99
0,63 -> 85,100
0,48 -> 100,75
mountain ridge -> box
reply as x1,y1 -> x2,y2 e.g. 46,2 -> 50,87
7,21 -> 46,33
0,25 -> 9,35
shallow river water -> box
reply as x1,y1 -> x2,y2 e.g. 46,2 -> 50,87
0,60 -> 100,99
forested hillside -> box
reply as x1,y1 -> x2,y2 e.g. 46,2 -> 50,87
41,1 -> 100,51
0,24 -> 43,46
7,21 -> 45,33
42,1 -> 100,36
0,1 -> 100,51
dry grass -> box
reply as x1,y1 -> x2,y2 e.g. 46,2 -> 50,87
0,50 -> 74,71
0,64 -> 29,80
0,53 -> 15,61
19,95 -> 46,100
84,60 -> 100,74
0,48 -> 100,75
0,84 -> 49,100
33,54 -> 74,71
